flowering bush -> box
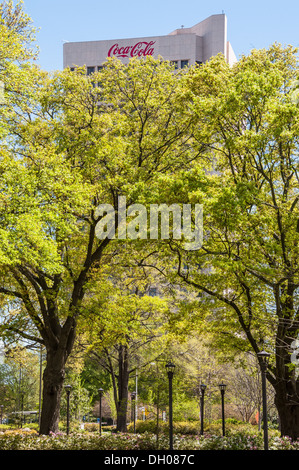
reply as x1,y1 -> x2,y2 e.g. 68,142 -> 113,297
197,433 -> 264,450
0,430 -> 195,450
0,428 -> 298,450
270,435 -> 299,450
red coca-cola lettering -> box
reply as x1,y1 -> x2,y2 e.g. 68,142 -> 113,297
108,41 -> 155,58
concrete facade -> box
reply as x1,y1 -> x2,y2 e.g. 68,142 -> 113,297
63,14 -> 236,71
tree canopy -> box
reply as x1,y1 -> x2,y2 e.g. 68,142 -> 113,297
160,44 -> 299,439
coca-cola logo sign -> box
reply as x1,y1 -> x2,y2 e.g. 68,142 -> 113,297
108,41 -> 156,59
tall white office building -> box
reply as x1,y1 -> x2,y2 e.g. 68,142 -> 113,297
63,14 -> 236,72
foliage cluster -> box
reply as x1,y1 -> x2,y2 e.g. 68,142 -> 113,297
127,419 -> 199,435
126,418 -> 270,437
0,428 -> 298,450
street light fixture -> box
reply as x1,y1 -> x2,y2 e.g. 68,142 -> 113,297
200,383 -> 206,435
131,391 -> 137,433
98,388 -> 104,435
64,385 -> 72,435
257,350 -> 270,450
166,361 -> 176,378
166,361 -> 175,450
218,382 -> 227,436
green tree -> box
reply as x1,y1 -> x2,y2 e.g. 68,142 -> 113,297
0,56 -> 196,434
0,0 -> 39,130
80,279 -> 169,432
0,1 -> 48,267
0,346 -> 40,423
166,44 -> 299,439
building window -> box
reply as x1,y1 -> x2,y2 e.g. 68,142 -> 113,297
180,60 -> 189,68
170,60 -> 178,69
97,66 -> 103,71
196,61 -> 203,67
87,66 -> 95,75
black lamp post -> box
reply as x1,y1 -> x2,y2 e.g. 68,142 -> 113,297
0,405 -> 3,425
200,383 -> 206,435
131,391 -> 137,433
98,388 -> 104,435
218,382 -> 227,437
257,351 -> 270,450
65,385 -> 72,435
20,392 -> 24,428
166,361 -> 175,450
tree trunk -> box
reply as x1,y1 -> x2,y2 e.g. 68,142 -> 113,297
273,304 -> 299,441
39,348 -> 67,435
275,393 -> 299,440
116,345 -> 129,432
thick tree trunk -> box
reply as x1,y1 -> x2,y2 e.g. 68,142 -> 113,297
116,397 -> 128,433
39,348 -> 68,435
273,306 -> 299,441
116,345 -> 130,432
275,394 -> 299,440
40,342 -> 72,435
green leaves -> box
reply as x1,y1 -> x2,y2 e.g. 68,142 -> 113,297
172,45 -> 299,379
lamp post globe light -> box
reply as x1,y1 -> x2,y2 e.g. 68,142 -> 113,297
257,350 -> 270,450
98,388 -> 104,435
218,382 -> 227,437
166,361 -> 175,450
200,383 -> 206,435
64,385 -> 72,435
131,391 -> 137,433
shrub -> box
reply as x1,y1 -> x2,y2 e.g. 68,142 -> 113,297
82,423 -> 99,433
127,420 -> 199,435
0,427 -> 298,450
197,433 -> 263,450
127,419 -> 159,434
173,421 -> 198,435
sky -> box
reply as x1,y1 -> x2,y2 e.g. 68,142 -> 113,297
21,0 -> 299,72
